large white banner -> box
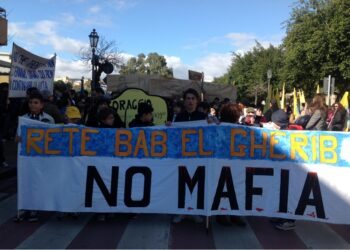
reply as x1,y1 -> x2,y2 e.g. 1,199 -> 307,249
9,43 -> 56,98
17,117 -> 350,224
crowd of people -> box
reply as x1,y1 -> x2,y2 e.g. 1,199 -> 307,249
0,82 -> 349,229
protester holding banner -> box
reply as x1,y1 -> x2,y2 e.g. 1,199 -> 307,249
129,102 -> 154,128
173,88 -> 207,224
174,88 -> 206,122
98,107 -> 125,128
305,93 -> 327,131
19,92 -> 55,125
216,103 -> 247,227
15,92 -> 55,222
262,107 -> 298,231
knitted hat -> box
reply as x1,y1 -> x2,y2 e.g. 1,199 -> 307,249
246,107 -> 255,114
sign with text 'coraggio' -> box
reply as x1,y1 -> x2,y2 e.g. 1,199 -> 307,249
17,117 -> 350,224
110,88 -> 168,128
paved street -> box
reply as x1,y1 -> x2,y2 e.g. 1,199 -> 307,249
1,141 -> 350,249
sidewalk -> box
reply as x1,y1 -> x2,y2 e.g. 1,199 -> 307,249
0,140 -> 17,179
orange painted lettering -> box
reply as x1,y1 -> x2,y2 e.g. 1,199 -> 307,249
115,130 -> 132,157
151,131 -> 167,157
81,128 -> 98,156
26,128 -> 44,154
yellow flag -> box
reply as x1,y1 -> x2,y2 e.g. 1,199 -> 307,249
340,91 -> 349,131
293,88 -> 300,117
340,91 -> 349,110
301,90 -> 306,104
298,89 -> 306,104
316,84 -> 320,94
281,82 -> 285,110
298,89 -> 302,105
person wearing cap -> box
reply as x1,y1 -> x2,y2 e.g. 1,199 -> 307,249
129,102 -> 154,128
243,107 -> 257,126
65,106 -> 82,124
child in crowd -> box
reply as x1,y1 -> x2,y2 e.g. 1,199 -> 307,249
14,92 -> 55,222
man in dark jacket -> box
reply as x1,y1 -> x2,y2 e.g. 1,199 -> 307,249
174,88 -> 206,122
172,88 -> 205,224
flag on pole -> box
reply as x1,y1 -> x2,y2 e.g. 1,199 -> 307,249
300,90 -> 306,104
293,88 -> 300,117
298,89 -> 306,105
340,91 -> 349,131
281,82 -> 285,110
298,89 -> 302,105
340,91 -> 349,110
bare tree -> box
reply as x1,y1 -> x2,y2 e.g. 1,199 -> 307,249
79,37 -> 123,85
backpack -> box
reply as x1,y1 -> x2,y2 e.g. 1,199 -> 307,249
294,115 -> 311,129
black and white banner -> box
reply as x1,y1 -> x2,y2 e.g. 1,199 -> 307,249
17,118 -> 350,224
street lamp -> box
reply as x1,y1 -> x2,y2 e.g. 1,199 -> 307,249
89,28 -> 99,91
80,76 -> 84,95
267,69 -> 272,98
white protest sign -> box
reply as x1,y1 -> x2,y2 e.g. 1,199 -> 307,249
9,43 -> 56,98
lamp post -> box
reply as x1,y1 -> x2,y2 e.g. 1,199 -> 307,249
89,28 -> 99,91
80,76 -> 84,95
267,69 -> 272,99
